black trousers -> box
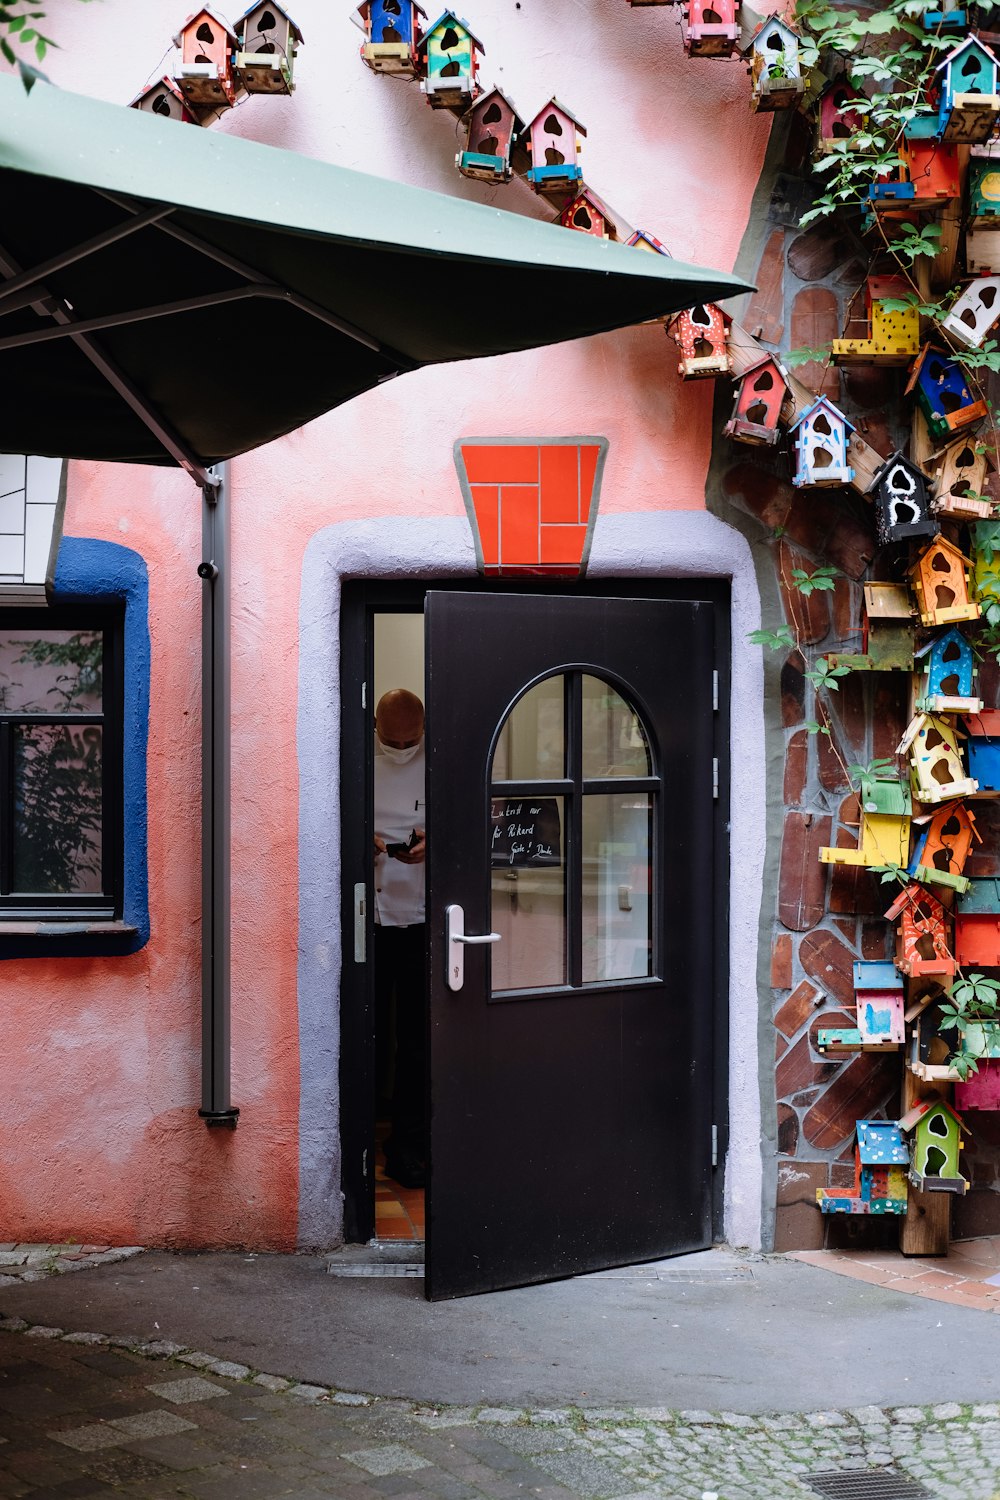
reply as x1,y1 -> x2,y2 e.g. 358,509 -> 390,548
373,922 -> 427,1158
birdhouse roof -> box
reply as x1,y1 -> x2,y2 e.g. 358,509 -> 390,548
874,449 -> 928,489
854,959 -> 904,992
958,876 -> 1000,913
667,303 -> 733,334
863,582 -> 913,619
898,1097 -> 965,1133
965,708 -> 1000,737
626,229 -> 672,256
564,187 -> 619,230
933,34 -> 1000,79
739,352 -> 791,388
129,75 -> 190,109
236,1 -> 303,40
787,394 -> 855,436
355,0 -> 427,22
174,6 -> 239,44
743,14 -> 799,55
913,625 -> 970,660
857,1119 -> 909,1166
528,97 -> 588,135
884,882 -> 946,924
908,536 -> 973,579
868,274 -> 910,303
463,86 -> 524,130
420,11 -> 485,49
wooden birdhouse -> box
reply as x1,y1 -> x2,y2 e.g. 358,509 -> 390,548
915,629 -> 982,716
816,1120 -> 909,1215
871,451 -> 936,546
898,1098 -> 968,1194
418,11 -> 484,109
885,884 -> 957,977
234,2 -> 301,92
909,345 -> 988,442
173,7 -> 239,110
129,75 -> 201,124
815,80 -> 864,155
558,188 -> 619,242
930,437 -> 992,520
667,303 -> 732,380
819,773 -> 911,868
898,711 -> 977,804
934,37 -> 1000,145
967,158 -> 1000,273
683,0 -> 741,58
956,1059 -> 1000,1110
899,115 -> 961,204
524,99 -> 586,195
356,0 -> 426,75
831,276 -> 920,366
745,17 -> 803,112
789,397 -> 855,487
908,995 -> 964,1083
941,277 -> 1000,349
956,877 -> 1000,964
456,88 -> 523,182
626,230 -> 671,255
826,582 -> 916,675
964,709 -> 1000,790
908,536 -> 981,627
855,961 -> 906,1047
922,0 -> 967,31
908,799 -> 979,891
723,355 -> 790,447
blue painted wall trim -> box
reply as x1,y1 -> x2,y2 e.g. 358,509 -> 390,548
0,536 -> 151,960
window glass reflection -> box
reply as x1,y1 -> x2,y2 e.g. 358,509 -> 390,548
582,793 -> 652,983
490,794 -> 566,991
491,675 -> 564,780
581,675 -> 650,778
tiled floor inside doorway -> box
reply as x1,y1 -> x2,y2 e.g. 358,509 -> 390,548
374,1122 -> 425,1241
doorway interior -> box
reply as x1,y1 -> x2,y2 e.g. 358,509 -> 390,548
339,577 -> 732,1293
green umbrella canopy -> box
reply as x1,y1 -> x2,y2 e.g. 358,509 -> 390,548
0,72 -> 752,476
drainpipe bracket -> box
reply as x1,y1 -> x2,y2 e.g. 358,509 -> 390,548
199,1107 -> 240,1128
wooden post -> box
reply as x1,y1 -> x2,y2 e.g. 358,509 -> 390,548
899,1066 -> 951,1254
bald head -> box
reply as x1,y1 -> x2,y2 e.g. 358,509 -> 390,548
376,689 -> 425,749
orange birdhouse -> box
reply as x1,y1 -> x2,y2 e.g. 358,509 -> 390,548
908,536 -> 981,628
885,884 -> 957,978
558,188 -> 619,241
668,303 -> 732,379
908,799 -> 979,892
723,354 -> 790,446
173,7 -> 239,110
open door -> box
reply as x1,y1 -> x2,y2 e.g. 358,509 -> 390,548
425,591 -> 719,1299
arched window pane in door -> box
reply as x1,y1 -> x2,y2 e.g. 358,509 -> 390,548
490,672 -> 657,995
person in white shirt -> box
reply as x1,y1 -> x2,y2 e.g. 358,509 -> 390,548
373,689 -> 427,1189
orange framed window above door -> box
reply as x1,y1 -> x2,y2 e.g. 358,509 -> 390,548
454,438 -> 608,577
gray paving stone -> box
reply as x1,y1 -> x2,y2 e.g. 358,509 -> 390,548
252,1373 -> 290,1392
202,1359 -> 251,1380
60,1334 -> 108,1347
331,1389 -> 373,1405
476,1407 -> 522,1424
24,1327 -> 64,1340
343,1443 -> 435,1476
106,1409 -> 198,1439
412,1406 -> 475,1427
145,1377 -> 230,1404
48,1423 -> 124,1452
288,1383 -> 329,1401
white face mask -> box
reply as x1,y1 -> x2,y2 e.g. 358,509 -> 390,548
379,739 -> 422,765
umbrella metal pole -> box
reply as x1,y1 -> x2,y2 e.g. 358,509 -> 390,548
199,461 -> 239,1128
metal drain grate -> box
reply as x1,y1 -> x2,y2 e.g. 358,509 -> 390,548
326,1262 -> 423,1278
807,1471 -> 932,1499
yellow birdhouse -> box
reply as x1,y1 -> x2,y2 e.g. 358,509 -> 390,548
831,276 -> 921,366
897,711 -> 978,804
819,775 -> 911,868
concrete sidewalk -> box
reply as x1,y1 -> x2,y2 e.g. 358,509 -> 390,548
2,1245 -> 1000,1412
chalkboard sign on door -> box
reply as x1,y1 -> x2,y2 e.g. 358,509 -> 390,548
490,797 -> 562,868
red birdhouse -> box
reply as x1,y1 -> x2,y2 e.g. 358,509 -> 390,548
723,354 -> 790,446
668,303 -> 732,379
558,188 -> 619,241
456,87 -> 524,182
816,80 -> 864,154
173,7 -> 239,110
884,884 -> 957,978
683,0 -> 741,57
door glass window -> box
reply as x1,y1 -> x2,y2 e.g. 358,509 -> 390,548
490,673 -> 657,996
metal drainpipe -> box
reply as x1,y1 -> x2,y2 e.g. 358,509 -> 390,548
199,460 -> 239,1127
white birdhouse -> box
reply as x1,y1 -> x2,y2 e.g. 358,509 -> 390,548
941,277 -> 1000,349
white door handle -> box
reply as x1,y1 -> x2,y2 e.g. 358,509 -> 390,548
446,903 -> 501,990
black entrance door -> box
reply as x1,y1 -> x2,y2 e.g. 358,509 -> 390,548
425,592 -> 719,1299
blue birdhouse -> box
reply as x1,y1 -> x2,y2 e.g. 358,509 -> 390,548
356,0 -> 427,76
817,1119 -> 909,1215
789,396 -> 855,487
916,628 -> 982,713
965,709 -> 1000,790
934,37 -> 1000,144
906,345 -> 988,441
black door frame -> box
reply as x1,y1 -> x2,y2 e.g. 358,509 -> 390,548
338,576 -> 732,1248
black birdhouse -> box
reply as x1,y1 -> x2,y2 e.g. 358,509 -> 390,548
872,451 -> 937,545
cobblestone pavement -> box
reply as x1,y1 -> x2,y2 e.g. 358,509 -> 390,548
1,1317 -> 1000,1500
0,1247 -> 144,1287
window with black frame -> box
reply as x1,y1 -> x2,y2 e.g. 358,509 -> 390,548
0,609 -> 122,919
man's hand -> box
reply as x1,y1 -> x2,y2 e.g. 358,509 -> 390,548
374,835 -> 387,858
394,828 -> 426,864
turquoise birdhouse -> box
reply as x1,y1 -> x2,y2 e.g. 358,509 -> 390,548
419,11 -> 484,109
916,628 -> 981,714
934,37 -> 1000,144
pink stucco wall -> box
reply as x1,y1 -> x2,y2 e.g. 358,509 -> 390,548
1,0 -> 770,1247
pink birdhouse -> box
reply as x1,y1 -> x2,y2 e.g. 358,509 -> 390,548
129,75 -> 202,124
668,303 -> 732,379
558,189 -> 619,241
816,80 -> 864,154
174,6 -> 239,110
723,354 -> 790,446
525,98 -> 586,196
683,0 -> 741,59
